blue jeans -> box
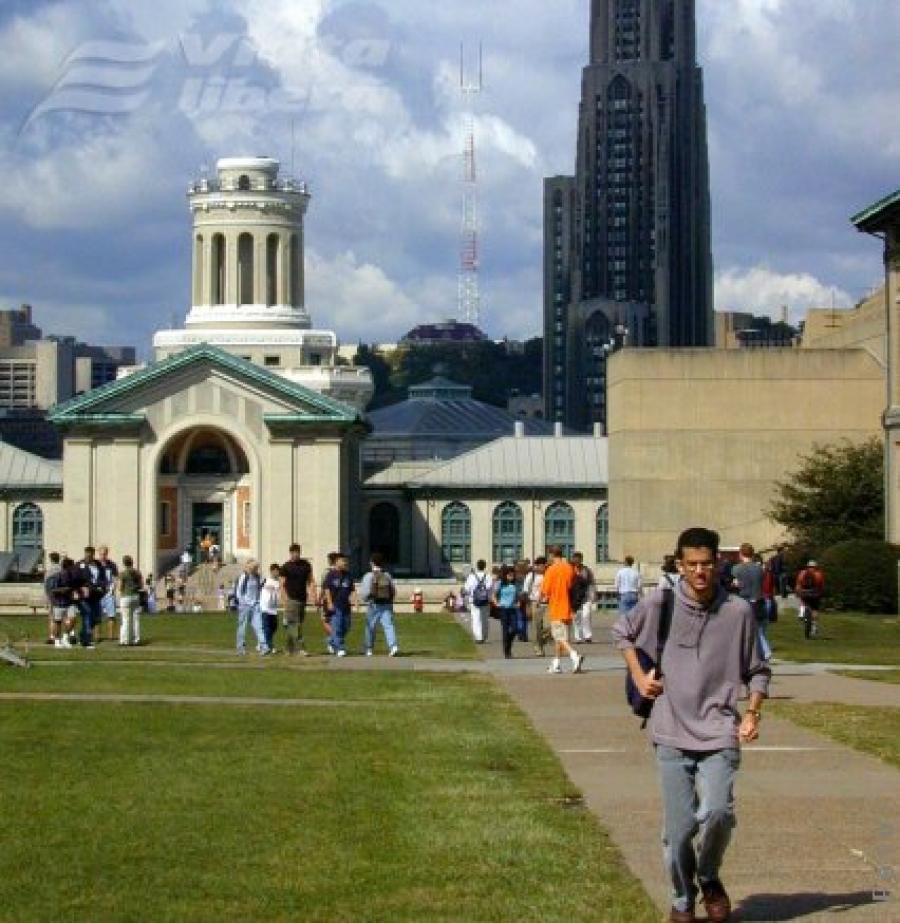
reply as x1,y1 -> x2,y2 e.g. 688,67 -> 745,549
331,606 -> 351,653
655,745 -> 740,913
237,602 -> 267,652
618,592 -> 639,615
365,604 -> 397,653
75,598 -> 95,647
498,607 -> 518,656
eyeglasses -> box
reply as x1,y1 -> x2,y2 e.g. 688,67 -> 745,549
679,561 -> 715,572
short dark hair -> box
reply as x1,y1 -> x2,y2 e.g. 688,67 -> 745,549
675,527 -> 720,560
371,551 -> 387,569
122,554 -> 133,567
547,544 -> 563,558
289,543 -> 302,554
476,559 -> 486,570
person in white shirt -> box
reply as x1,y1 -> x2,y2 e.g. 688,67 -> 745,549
463,559 -> 492,643
614,555 -> 643,615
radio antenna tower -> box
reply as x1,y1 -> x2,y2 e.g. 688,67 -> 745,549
459,44 -> 483,328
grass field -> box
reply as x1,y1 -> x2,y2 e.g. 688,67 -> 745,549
767,607 -> 900,666
0,611 -> 658,923
768,701 -> 900,770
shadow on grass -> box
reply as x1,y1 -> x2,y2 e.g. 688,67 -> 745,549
737,889 -> 886,920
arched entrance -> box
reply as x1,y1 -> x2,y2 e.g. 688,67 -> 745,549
368,502 -> 400,568
157,427 -> 251,568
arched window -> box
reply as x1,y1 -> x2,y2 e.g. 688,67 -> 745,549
441,502 -> 471,564
211,234 -> 226,305
238,174 -> 251,190
544,501 -> 575,559
12,503 -> 43,550
186,444 -> 232,475
193,234 -> 204,305
492,502 -> 523,565
596,505 -> 610,563
369,503 -> 400,567
266,234 -> 279,306
238,233 -> 254,306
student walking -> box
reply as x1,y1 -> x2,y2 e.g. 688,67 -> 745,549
612,527 -> 771,923
235,560 -> 270,655
359,552 -> 399,657
540,545 -> 584,674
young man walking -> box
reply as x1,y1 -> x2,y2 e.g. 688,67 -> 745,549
612,527 -> 771,923
322,554 -> 357,657
279,543 -> 316,656
359,552 -> 399,657
539,545 -> 584,674
463,559 -> 492,643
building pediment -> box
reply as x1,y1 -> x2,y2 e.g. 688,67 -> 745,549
48,343 -> 368,435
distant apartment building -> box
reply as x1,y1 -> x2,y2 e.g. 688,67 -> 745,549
0,304 -> 135,456
0,305 -> 135,410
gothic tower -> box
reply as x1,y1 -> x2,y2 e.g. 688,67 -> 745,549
544,0 -> 713,430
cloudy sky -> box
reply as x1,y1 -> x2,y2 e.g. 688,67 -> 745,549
0,0 -> 897,356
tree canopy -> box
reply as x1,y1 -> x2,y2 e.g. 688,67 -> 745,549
768,437 -> 884,555
353,339 -> 543,410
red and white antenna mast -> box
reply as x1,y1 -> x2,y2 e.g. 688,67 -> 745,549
459,44 -> 482,328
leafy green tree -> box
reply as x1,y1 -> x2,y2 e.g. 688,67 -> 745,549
768,437 -> 884,555
819,539 -> 900,613
362,339 -> 543,409
353,343 -> 404,409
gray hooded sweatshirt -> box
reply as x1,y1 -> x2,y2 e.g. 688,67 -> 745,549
612,578 -> 771,751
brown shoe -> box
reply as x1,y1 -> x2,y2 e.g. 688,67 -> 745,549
701,880 -> 731,922
668,908 -> 695,923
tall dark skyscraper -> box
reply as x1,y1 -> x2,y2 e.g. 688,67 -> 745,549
544,0 -> 713,430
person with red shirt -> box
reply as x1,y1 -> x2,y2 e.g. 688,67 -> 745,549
539,544 -> 585,674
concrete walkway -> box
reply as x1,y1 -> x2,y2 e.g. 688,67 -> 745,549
465,611 -> 900,922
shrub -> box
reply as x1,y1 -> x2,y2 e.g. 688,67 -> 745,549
819,540 -> 900,614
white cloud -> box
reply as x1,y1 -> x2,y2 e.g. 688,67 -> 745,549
714,266 -> 852,325
0,0 -> 897,354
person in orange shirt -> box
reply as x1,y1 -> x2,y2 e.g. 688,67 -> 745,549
540,544 -> 585,674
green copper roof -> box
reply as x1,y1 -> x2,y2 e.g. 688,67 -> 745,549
852,188 -> 900,232
48,343 -> 362,425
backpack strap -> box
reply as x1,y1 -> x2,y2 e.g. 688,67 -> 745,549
654,588 -> 675,678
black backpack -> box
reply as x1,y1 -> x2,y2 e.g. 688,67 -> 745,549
625,589 -> 675,728
471,575 -> 490,606
569,573 -> 589,610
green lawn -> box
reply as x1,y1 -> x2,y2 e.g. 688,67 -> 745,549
766,608 -> 900,773
768,701 -> 900,770
0,610 -> 479,664
0,614 -> 657,922
768,608 -> 900,665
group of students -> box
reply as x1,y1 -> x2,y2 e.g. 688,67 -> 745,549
43,545 -> 145,648
231,548 -> 401,658
461,545 -> 590,672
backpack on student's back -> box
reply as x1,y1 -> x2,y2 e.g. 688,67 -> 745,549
472,575 -> 490,606
372,571 -> 393,604
798,569 -> 820,599
44,570 -> 61,596
569,572 -> 589,610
